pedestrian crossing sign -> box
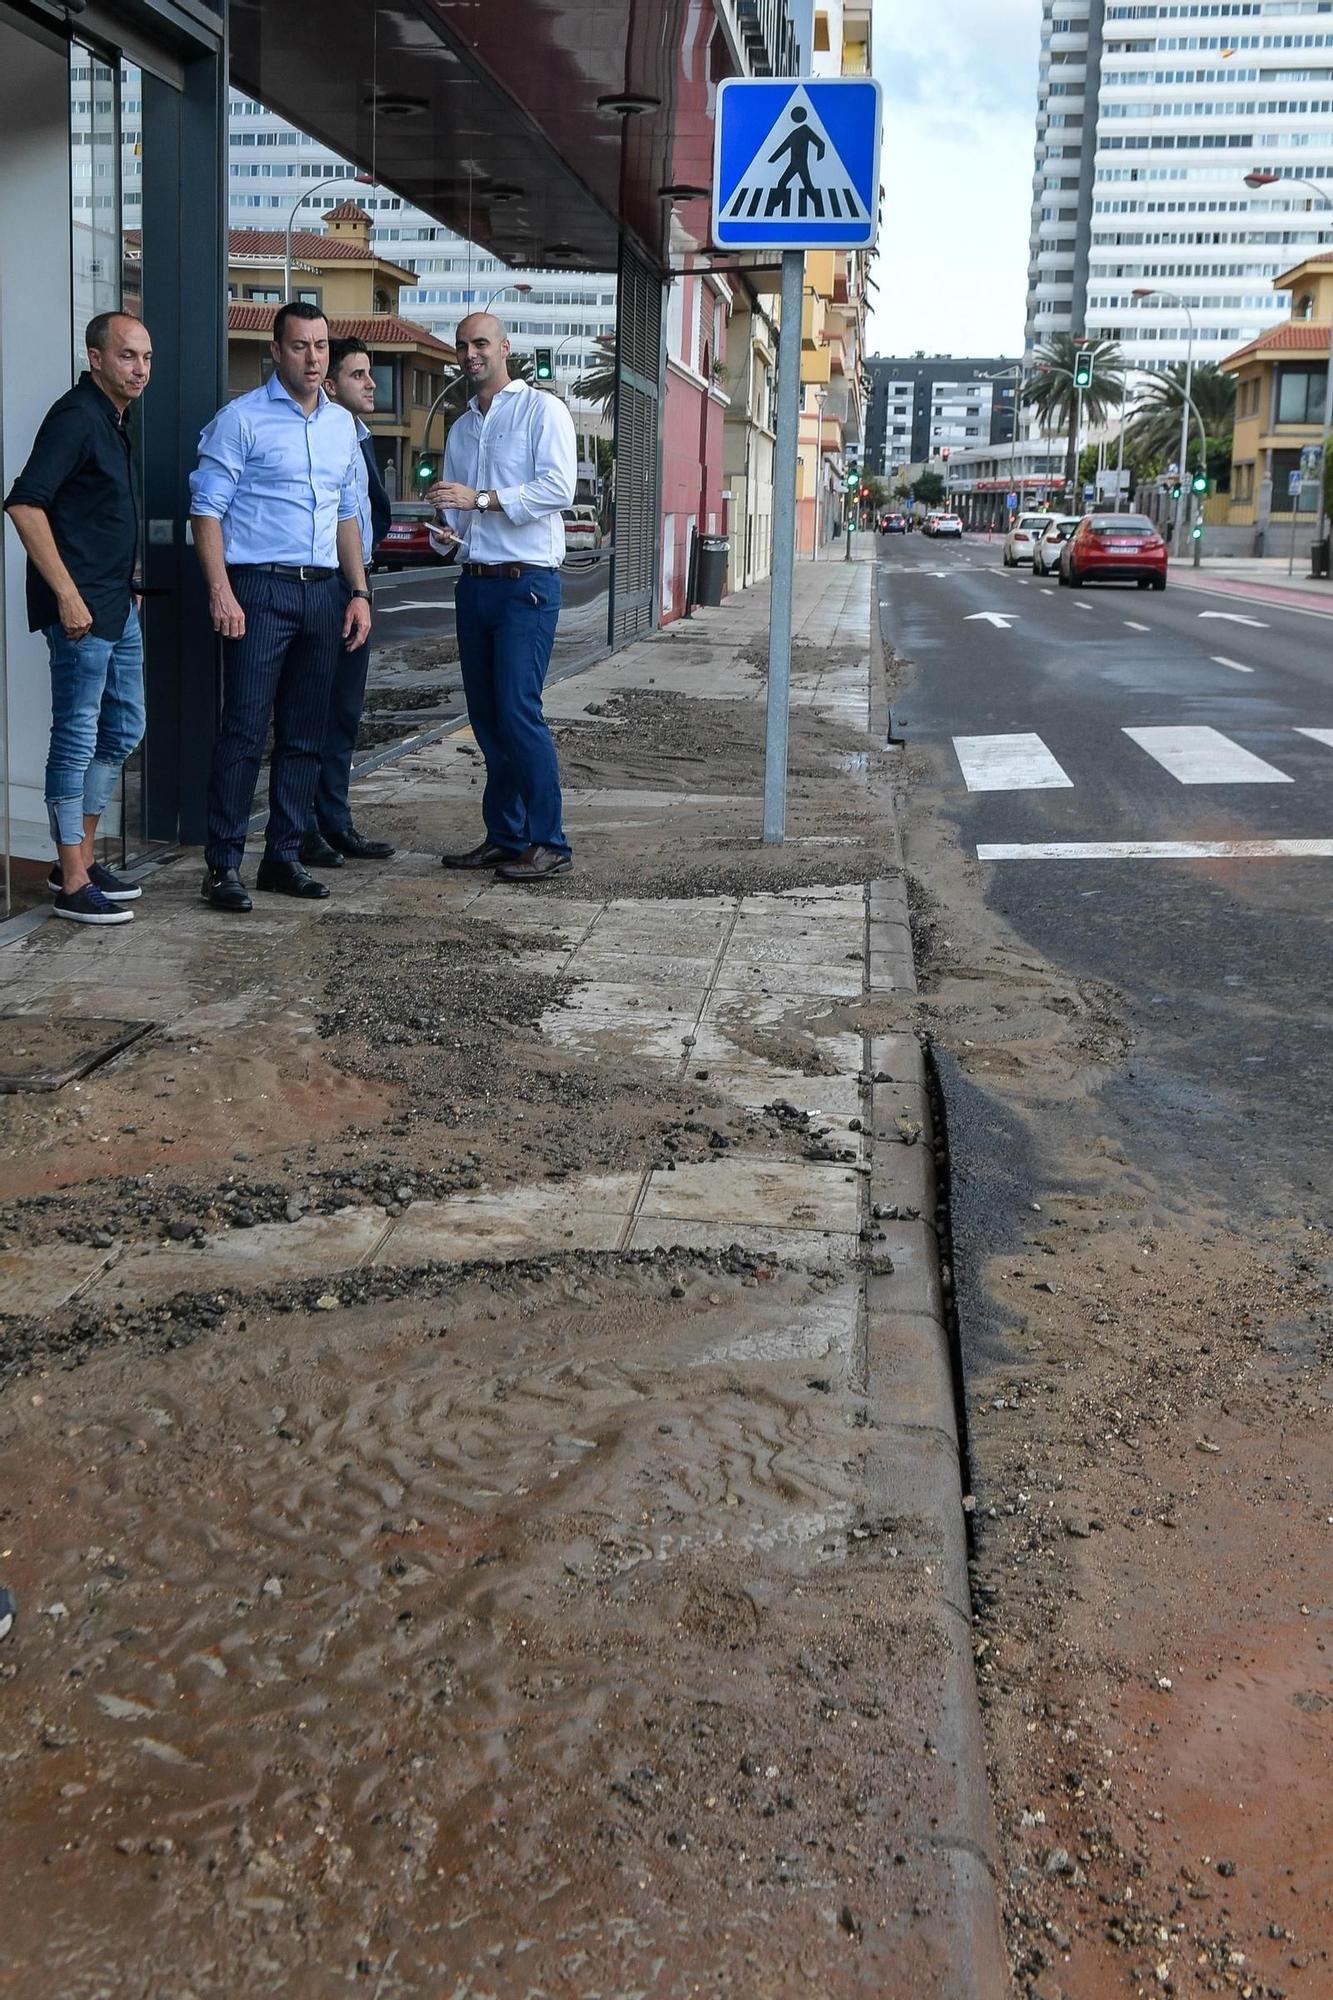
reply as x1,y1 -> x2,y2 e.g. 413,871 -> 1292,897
712,77 -> 882,250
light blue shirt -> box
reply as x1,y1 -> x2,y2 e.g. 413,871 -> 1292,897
351,416 -> 374,565
189,372 -> 361,568
437,378 -> 578,567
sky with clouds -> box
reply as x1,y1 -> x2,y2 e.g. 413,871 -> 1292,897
867,0 -> 1043,361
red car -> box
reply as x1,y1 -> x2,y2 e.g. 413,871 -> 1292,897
1058,513 -> 1167,589
373,503 -> 449,571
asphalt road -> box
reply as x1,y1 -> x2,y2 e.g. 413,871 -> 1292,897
877,530 -> 1332,1252
372,549 -> 612,647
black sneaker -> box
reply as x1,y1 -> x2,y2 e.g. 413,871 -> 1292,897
48,861 -> 141,902
51,883 -> 134,926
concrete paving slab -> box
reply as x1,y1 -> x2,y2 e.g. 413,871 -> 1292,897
692,1064 -> 864,1120
82,1207 -> 392,1310
0,1242 -> 118,1316
639,1159 -> 861,1233
375,1178 -> 637,1264
711,957 -> 863,998
625,1216 -> 859,1261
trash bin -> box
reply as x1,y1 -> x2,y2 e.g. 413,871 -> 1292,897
694,535 -> 729,607
1310,538 -> 1331,580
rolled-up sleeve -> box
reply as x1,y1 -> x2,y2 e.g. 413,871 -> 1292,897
337,436 -> 360,523
188,403 -> 248,521
495,394 -> 577,524
4,405 -> 88,513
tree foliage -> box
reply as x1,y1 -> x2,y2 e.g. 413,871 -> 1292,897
1123,362 -> 1235,473
910,469 -> 946,508
1023,334 -> 1126,435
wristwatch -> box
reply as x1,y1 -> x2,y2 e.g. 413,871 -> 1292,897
475,490 -> 492,513
351,588 -> 372,603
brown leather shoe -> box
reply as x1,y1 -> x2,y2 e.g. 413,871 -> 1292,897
494,844 -> 573,882
441,839 -> 520,870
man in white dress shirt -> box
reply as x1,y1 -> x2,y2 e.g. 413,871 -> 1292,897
428,313 -> 578,881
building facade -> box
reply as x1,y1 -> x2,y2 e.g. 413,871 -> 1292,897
1024,0 -> 1333,372
1221,250 -> 1332,552
864,356 -> 1022,482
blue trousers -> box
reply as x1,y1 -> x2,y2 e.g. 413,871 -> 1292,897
455,567 -> 569,856
42,607 -> 145,847
206,569 -> 342,872
310,583 -> 372,838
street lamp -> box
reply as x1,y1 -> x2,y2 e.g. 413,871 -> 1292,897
1242,170 -> 1333,558
416,284 -> 537,472
1133,287 -> 1196,554
283,172 -> 373,300
481,281 -> 532,315
812,387 -> 828,560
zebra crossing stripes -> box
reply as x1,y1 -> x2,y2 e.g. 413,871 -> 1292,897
1123,726 -> 1292,785
951,725 -> 1330,792
952,734 -> 1072,792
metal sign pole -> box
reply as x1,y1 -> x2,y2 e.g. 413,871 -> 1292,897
763,249 -> 805,846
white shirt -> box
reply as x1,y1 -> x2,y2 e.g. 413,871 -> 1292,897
435,377 -> 577,567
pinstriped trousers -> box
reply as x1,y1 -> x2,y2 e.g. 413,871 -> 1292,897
205,569 -> 343,872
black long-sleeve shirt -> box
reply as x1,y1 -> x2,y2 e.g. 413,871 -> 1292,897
3,372 -> 138,640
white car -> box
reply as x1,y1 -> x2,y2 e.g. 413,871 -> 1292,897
1031,514 -> 1085,577
561,505 -> 602,554
1002,512 -> 1054,567
925,512 -> 964,538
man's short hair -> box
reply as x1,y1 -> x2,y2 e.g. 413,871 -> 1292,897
328,336 -> 372,378
273,301 -> 329,345
86,310 -> 142,354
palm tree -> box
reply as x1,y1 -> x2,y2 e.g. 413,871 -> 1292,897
1124,361 -> 1235,475
1024,333 -> 1126,498
572,336 -> 618,422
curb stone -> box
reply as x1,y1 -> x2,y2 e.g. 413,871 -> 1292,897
862,563 -> 1010,1996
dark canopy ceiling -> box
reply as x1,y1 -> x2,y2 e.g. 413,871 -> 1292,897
229,0 -> 727,275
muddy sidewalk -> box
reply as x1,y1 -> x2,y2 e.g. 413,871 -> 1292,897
0,553 -> 1005,1998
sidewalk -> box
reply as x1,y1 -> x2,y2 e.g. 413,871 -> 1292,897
1169,550 -> 1333,615
0,552 -> 1006,1997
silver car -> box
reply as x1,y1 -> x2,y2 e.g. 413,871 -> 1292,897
1002,512 -> 1054,567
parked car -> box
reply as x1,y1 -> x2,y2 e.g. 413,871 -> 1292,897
1002,512 -> 1054,567
1031,514 -> 1084,577
924,512 -> 963,538
373,502 -> 450,571
879,512 -> 907,534
561,505 -> 602,553
1058,512 -> 1167,589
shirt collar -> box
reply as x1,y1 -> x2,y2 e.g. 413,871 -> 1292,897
355,417 -> 371,441
467,375 -> 527,415
78,371 -> 129,431
266,370 -> 326,418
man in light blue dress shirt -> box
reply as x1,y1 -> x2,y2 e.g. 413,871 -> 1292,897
189,303 -> 371,913
427,313 -> 578,882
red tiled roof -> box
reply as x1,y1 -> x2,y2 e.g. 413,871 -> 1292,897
227,302 -> 454,357
228,228 -> 377,263
325,201 -> 371,223
1221,320 -> 1332,367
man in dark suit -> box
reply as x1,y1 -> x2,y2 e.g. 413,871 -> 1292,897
300,337 -> 396,867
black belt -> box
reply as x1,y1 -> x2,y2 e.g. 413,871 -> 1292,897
230,563 -> 339,582
462,562 -> 553,579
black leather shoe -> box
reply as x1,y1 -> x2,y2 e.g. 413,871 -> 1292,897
442,839 -> 520,870
328,826 -> 395,861
201,866 -> 253,913
255,857 -> 330,899
494,844 -> 573,882
299,832 -> 345,869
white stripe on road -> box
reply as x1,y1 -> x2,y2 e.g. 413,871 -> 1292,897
978,840 -> 1333,862
1124,725 -> 1292,785
1075,600 -> 1094,610
377,600 -> 454,614
1296,727 -> 1333,749
1124,620 -> 1150,632
952,734 -> 1073,792
1210,655 -> 1255,674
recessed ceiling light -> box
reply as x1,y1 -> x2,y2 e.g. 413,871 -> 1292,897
363,91 -> 430,119
596,92 -> 660,116
658,183 -> 710,201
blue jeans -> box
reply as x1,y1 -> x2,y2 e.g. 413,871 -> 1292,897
42,607 -> 145,848
455,568 -> 569,855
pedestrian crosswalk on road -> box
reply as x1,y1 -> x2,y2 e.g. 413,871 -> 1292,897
952,725 -> 1329,793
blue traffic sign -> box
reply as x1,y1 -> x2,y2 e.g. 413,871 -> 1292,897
712,78 -> 882,251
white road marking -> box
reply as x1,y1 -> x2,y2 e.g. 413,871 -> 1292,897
952,734 -> 1073,792
1124,620 -> 1150,632
1041,587 -> 1055,596
1197,610 -> 1269,628
963,612 -> 1019,629
1124,725 -> 1292,785
1210,655 -> 1255,674
978,839 -> 1333,862
377,600 -> 455,615
1075,600 -> 1094,610
1296,727 -> 1333,750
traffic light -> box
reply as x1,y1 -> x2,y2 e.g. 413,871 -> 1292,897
1190,522 -> 1203,540
1190,470 -> 1209,495
1073,349 -> 1093,389
845,465 -> 860,493
1170,481 -> 1182,502
415,457 -> 435,484
534,347 -> 554,382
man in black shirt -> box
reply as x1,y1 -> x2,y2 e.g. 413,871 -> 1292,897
4,312 -> 152,926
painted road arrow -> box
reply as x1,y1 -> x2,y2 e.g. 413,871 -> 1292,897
1197,610 -> 1269,628
964,612 -> 1019,629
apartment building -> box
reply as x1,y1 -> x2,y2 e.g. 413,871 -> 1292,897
1025,0 -> 1333,370
863,356 -> 1022,480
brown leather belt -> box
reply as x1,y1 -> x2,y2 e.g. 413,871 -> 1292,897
462,562 -> 551,579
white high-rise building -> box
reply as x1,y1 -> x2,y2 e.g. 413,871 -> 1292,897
1025,0 -> 1333,371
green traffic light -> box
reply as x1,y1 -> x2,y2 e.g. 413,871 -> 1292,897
1190,523 -> 1203,540
1191,472 -> 1208,494
416,459 -> 435,483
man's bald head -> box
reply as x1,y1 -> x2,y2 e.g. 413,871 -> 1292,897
455,313 -> 512,401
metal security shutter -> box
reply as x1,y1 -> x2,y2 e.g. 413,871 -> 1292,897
609,244 -> 663,646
